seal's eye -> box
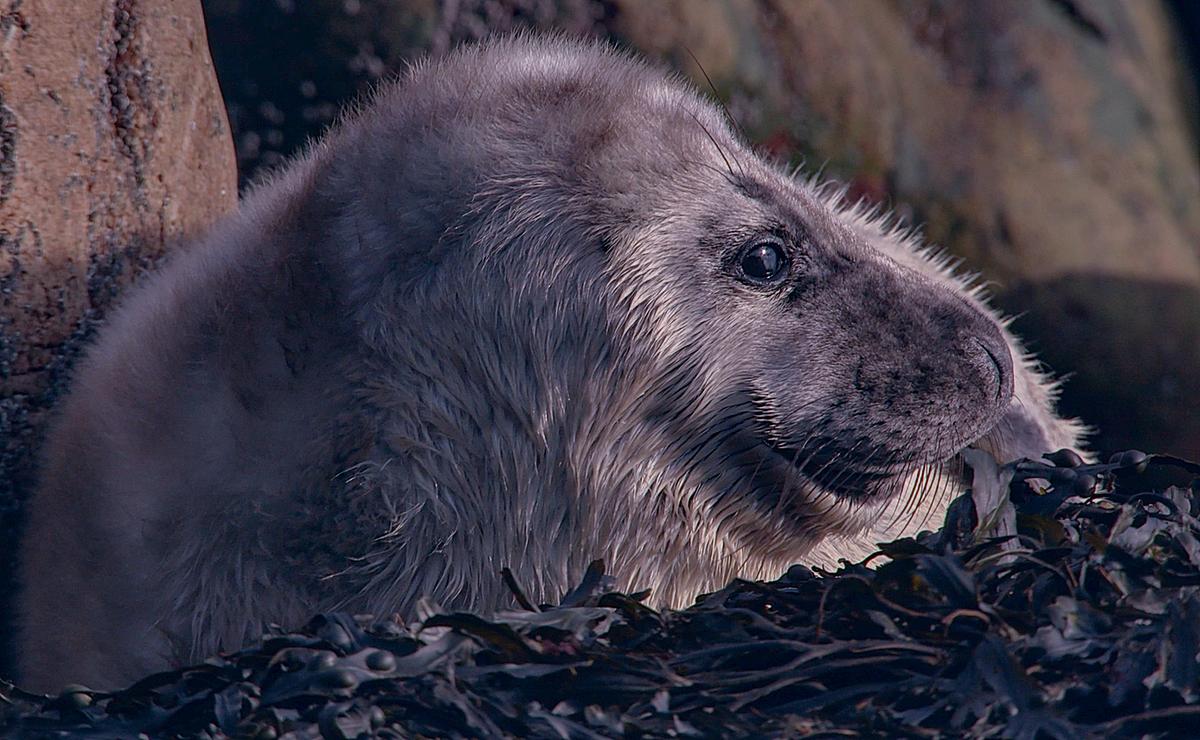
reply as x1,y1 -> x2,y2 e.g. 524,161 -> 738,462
738,241 -> 787,284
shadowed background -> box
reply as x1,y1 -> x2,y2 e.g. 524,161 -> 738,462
202,0 -> 1200,460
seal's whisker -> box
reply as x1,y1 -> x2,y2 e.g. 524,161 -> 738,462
685,109 -> 743,181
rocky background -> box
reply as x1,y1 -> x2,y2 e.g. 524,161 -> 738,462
200,0 -> 1200,460
0,0 -> 1197,681
0,0 -> 236,677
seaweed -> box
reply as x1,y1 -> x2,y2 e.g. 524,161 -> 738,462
3,450 -> 1199,738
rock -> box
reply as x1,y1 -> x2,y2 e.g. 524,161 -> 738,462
0,0 -> 236,676
609,0 -> 1200,457
203,1 -> 1200,458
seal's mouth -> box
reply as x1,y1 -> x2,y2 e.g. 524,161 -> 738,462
764,440 -> 916,500
743,389 -> 981,503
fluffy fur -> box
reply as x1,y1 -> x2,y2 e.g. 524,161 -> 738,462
18,36 -> 1082,692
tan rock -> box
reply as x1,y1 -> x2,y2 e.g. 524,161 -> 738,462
1,0 -> 235,395
0,0 -> 235,670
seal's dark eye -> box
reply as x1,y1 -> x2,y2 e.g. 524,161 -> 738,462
738,241 -> 787,284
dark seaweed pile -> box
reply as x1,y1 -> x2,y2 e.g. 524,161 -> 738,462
3,452 -> 1199,738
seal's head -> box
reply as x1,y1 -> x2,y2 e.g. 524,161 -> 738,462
323,36 -> 1027,600
15,35 -> 1084,694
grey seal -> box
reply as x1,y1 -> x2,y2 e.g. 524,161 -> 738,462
17,35 -> 1083,692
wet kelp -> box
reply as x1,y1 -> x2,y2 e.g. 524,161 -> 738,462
3,452 -> 1200,738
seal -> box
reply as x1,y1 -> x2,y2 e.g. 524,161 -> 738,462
17,35 -> 1083,691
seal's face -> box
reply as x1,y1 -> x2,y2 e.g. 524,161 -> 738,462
675,177 -> 1013,507
548,73 -> 1017,545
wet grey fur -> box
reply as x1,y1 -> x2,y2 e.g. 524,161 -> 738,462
18,36 -> 1083,691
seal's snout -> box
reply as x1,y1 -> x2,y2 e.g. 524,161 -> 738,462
965,332 -> 1014,406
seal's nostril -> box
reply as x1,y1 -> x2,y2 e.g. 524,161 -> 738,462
969,337 -> 1011,401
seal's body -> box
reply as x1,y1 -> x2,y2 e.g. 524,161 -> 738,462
19,37 -> 1081,691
